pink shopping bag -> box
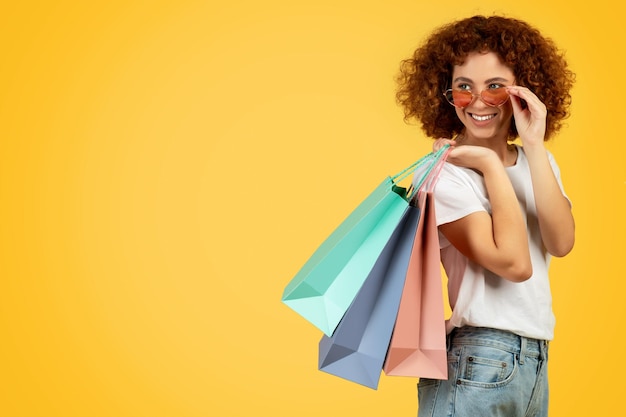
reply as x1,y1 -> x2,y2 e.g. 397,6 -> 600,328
383,152 -> 448,380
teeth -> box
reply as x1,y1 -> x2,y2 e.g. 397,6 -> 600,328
471,114 -> 495,121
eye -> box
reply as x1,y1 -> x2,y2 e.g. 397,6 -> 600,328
455,83 -> 472,91
488,83 -> 504,90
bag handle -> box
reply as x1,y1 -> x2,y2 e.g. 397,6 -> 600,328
402,145 -> 450,200
420,145 -> 452,194
392,152 -> 436,184
393,144 -> 450,184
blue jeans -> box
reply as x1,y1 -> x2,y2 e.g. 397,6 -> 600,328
417,327 -> 549,417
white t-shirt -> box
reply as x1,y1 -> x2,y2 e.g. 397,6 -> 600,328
419,145 -> 568,341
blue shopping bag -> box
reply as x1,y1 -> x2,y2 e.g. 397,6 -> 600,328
282,147 -> 448,336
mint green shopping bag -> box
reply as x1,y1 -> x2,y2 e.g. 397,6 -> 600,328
281,146 -> 448,336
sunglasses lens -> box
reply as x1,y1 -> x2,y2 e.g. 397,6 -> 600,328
481,88 -> 509,106
448,90 -> 472,108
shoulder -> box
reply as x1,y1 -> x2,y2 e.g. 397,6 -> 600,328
432,162 -> 489,225
437,162 -> 484,190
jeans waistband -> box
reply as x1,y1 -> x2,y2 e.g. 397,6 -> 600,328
449,327 -> 548,361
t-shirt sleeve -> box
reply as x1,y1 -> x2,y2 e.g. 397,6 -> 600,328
432,163 -> 487,226
547,150 -> 571,206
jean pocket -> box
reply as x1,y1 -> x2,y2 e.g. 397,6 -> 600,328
457,345 -> 517,388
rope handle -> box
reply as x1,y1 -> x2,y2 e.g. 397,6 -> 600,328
391,145 -> 450,200
422,145 -> 452,194
392,144 -> 450,184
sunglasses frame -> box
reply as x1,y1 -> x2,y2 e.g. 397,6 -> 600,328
443,87 -> 510,109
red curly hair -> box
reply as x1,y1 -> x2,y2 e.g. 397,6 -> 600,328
396,15 -> 575,140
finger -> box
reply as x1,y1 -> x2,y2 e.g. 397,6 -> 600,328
508,91 -> 524,115
432,138 -> 455,151
507,86 -> 545,117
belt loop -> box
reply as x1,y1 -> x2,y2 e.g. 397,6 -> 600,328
541,340 -> 550,361
519,336 -> 526,365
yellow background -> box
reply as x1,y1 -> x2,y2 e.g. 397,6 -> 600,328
1,1 -> 623,416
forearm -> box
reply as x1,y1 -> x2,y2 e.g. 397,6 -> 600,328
524,144 -> 575,257
482,163 -> 532,278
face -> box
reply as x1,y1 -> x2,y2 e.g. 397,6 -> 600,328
450,51 -> 515,142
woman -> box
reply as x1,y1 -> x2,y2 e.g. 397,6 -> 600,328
398,15 -> 575,417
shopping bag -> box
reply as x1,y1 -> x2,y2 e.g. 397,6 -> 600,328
383,152 -> 449,379
317,204 -> 420,389
282,149 -> 445,336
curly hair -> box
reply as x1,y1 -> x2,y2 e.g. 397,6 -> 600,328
396,15 -> 575,140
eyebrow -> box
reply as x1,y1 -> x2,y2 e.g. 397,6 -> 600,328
453,77 -> 511,84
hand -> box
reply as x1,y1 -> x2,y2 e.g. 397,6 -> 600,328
506,86 -> 547,147
433,138 -> 501,174
432,138 -> 456,152
445,144 -> 501,174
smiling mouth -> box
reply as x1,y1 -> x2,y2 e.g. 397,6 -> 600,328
470,113 -> 496,122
